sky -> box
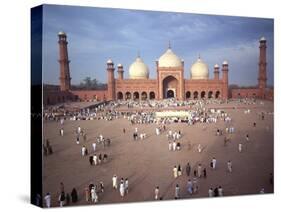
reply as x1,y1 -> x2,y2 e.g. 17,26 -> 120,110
42,4 -> 274,86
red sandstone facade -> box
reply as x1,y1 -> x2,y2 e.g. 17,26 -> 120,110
103,56 -> 229,102
43,33 -> 273,105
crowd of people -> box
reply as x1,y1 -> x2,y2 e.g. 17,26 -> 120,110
41,98 -> 273,207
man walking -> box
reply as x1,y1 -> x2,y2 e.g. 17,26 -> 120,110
197,164 -> 202,178
91,187 -> 98,203
60,128 -> 64,136
112,175 -> 118,189
154,186 -> 160,200
227,160 -> 232,173
203,168 -> 207,178
238,143 -> 242,152
119,181 -> 125,198
173,166 -> 178,178
89,155 -> 93,165
92,142 -> 97,152
175,184 -> 180,199
125,178 -> 129,194
208,188 -> 214,197
186,163 -> 191,176
211,157 -> 217,169
187,179 -> 193,195
93,154 -> 98,165
44,193 -> 51,208
218,186 -> 223,196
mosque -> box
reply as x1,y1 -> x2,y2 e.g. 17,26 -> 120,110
43,32 -> 273,105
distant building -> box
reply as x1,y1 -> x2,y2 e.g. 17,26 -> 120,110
43,32 -> 273,105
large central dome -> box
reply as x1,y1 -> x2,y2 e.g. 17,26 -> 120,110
158,47 -> 182,68
190,56 -> 209,79
129,56 -> 149,79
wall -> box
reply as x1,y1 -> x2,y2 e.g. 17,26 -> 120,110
115,79 -> 158,100
231,88 -> 260,98
70,90 -> 108,101
184,79 -> 225,99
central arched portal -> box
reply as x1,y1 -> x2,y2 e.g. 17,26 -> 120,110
167,90 -> 175,98
162,75 -> 178,99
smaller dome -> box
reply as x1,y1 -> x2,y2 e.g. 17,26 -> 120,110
58,31 -> 66,36
214,64 -> 219,68
129,56 -> 149,79
107,59 -> 113,64
260,36 -> 266,41
190,56 -> 209,80
222,60 -> 228,65
117,63 -> 123,67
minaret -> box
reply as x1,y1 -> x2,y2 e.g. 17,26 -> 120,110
58,31 -> 71,91
258,37 -> 267,99
156,60 -> 160,100
180,58 -> 185,101
222,61 -> 229,99
214,64 -> 220,80
106,59 -> 115,100
117,64 -> 124,80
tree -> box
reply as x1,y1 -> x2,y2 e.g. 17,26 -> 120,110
73,77 -> 107,90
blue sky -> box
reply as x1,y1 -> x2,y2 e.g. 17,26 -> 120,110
42,4 -> 274,86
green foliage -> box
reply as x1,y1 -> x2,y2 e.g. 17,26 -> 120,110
73,77 -> 107,90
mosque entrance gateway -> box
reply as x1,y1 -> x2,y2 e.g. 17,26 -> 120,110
167,90 -> 175,98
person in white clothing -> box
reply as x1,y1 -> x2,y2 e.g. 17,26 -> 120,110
81,146 -> 86,156
92,142 -> 96,152
173,166 -> 178,178
197,144 -> 202,153
44,193 -> 51,208
156,128 -> 160,135
227,160 -> 232,173
175,184 -> 180,199
125,178 -> 129,194
172,141 -> 177,151
238,143 -> 242,152
212,157 -> 217,169
208,188 -> 214,197
197,164 -> 202,178
93,154 -> 98,165
172,133 -> 176,141
99,134 -> 103,142
60,128 -> 64,136
77,126 -> 81,134
168,141 -> 172,151
168,130 -> 172,140
112,175 -> 118,189
218,186 -> 223,196
154,186 -> 160,200
119,182 -> 125,197
91,187 -> 98,203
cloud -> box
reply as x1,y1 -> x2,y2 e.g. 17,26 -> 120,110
41,5 -> 273,86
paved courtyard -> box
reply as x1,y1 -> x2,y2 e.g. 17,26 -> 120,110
43,100 -> 274,207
